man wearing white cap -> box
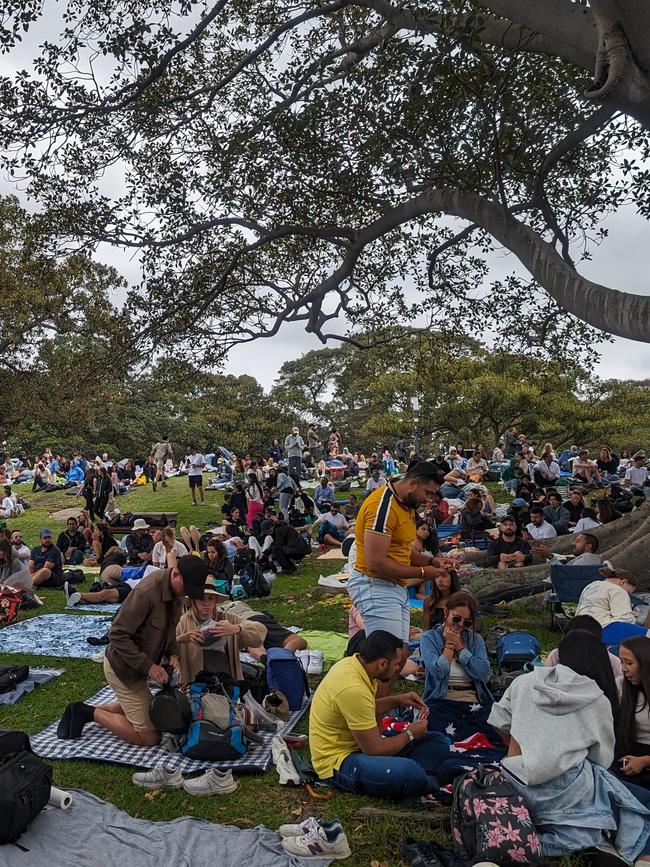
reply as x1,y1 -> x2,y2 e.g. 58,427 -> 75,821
284,426 -> 304,480
125,518 -> 154,565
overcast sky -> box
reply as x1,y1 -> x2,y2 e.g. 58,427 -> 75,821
3,5 -> 650,391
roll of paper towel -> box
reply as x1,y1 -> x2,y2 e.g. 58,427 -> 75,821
48,786 -> 73,810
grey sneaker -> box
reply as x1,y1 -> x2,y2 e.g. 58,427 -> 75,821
279,816 -> 344,838
282,824 -> 351,860
132,764 -> 184,789
182,768 -> 238,796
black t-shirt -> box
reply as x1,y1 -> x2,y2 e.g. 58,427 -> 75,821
564,501 -> 584,523
485,536 -> 532,568
597,457 -> 618,474
56,530 -> 86,554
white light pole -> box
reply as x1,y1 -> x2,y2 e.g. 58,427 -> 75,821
411,396 -> 421,457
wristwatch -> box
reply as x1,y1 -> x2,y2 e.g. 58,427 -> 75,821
406,728 -> 415,743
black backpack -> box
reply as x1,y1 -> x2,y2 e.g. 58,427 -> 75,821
233,547 -> 256,574
239,562 -> 271,598
149,682 -> 191,735
0,665 -> 29,694
0,729 -> 52,845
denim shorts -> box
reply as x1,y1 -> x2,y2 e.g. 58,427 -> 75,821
347,569 -> 410,642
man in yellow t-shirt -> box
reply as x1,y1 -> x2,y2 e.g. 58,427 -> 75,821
309,630 -> 449,797
349,461 -> 444,652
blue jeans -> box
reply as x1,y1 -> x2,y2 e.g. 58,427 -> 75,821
65,550 -> 84,565
440,483 -> 465,500
332,733 -> 450,797
620,779 -> 650,855
347,569 -> 410,641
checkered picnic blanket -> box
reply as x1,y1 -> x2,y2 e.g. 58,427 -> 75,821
0,614 -> 113,659
31,684 -> 311,774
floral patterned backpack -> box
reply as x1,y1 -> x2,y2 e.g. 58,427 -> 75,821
451,765 -> 542,864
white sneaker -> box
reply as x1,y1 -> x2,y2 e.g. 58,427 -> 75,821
271,735 -> 301,786
307,650 -> 323,676
64,581 -> 81,607
296,650 -> 310,673
182,768 -> 238,796
279,816 -> 344,837
282,825 -> 352,860
132,764 -> 184,789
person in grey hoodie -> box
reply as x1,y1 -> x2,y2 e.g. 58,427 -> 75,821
488,630 -> 650,862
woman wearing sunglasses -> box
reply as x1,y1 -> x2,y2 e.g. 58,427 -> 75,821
420,592 -> 491,707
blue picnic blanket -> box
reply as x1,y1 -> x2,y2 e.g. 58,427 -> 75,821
0,668 -> 64,706
0,615 -> 113,659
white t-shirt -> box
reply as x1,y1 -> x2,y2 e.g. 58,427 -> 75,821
13,543 -> 31,562
1,496 -> 15,514
314,511 -> 349,530
366,478 -> 385,492
151,539 -> 189,568
572,516 -> 601,534
535,460 -> 560,479
575,580 -> 636,627
526,521 -> 557,540
625,466 -> 648,486
188,453 -> 205,476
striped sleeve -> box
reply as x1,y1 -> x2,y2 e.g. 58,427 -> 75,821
371,487 -> 394,534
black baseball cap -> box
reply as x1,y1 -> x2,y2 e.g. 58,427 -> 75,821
176,555 -> 208,599
500,515 -> 517,524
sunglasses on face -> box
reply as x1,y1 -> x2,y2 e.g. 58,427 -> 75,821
451,614 -> 473,628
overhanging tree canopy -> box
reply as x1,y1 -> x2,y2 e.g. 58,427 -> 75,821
1,0 -> 649,362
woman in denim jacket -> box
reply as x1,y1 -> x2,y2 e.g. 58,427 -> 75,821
420,592 -> 492,706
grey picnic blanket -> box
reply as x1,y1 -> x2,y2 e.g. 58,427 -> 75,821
32,684 -> 311,774
67,602 -> 121,614
0,667 -> 63,705
0,614 -> 113,658
5,789 -> 332,867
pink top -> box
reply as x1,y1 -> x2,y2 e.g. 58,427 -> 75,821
348,605 -> 364,639
545,646 -> 622,677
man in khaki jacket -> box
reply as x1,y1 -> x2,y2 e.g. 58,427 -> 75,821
57,555 -> 208,746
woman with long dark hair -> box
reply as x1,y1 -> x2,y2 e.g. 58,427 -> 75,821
94,466 -> 112,519
617,637 -> 650,788
82,467 -> 96,519
489,629 -> 650,861
423,570 -> 461,630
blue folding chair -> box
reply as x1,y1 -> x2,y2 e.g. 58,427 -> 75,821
547,564 -> 605,632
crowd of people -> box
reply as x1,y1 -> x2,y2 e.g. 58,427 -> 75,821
1,425 -> 650,863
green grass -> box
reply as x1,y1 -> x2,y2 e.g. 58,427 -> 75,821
0,476 -> 556,865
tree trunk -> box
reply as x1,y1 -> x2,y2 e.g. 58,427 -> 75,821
549,503 -> 650,554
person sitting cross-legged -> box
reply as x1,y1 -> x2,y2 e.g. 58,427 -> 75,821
485,516 -> 532,570
28,528 -> 64,587
312,501 -> 349,547
56,516 -> 87,566
57,556 -> 208,747
309,629 -> 450,798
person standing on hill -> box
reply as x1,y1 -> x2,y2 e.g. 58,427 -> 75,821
150,435 -> 174,492
187,445 -> 206,506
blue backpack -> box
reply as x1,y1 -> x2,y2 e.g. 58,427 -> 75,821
181,681 -> 246,761
496,631 -> 541,673
266,648 -> 308,712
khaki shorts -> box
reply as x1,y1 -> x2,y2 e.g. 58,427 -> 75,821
103,657 -> 156,732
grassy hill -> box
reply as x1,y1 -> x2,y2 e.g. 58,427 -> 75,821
0,476 -> 553,865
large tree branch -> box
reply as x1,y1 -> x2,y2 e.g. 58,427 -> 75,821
316,187 -> 650,342
354,0 -> 595,70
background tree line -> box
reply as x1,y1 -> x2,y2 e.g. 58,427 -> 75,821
2,193 -> 648,459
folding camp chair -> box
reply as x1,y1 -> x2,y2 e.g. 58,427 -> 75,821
547,564 -> 605,632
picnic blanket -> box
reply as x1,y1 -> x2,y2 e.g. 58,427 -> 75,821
299,630 -> 348,671
67,602 -> 121,614
32,684 -> 312,774
5,789 -> 331,867
0,667 -> 63,706
0,614 -> 113,658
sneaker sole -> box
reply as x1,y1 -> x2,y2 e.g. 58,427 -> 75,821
282,840 -> 352,860
182,782 -> 239,796
132,779 -> 184,790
